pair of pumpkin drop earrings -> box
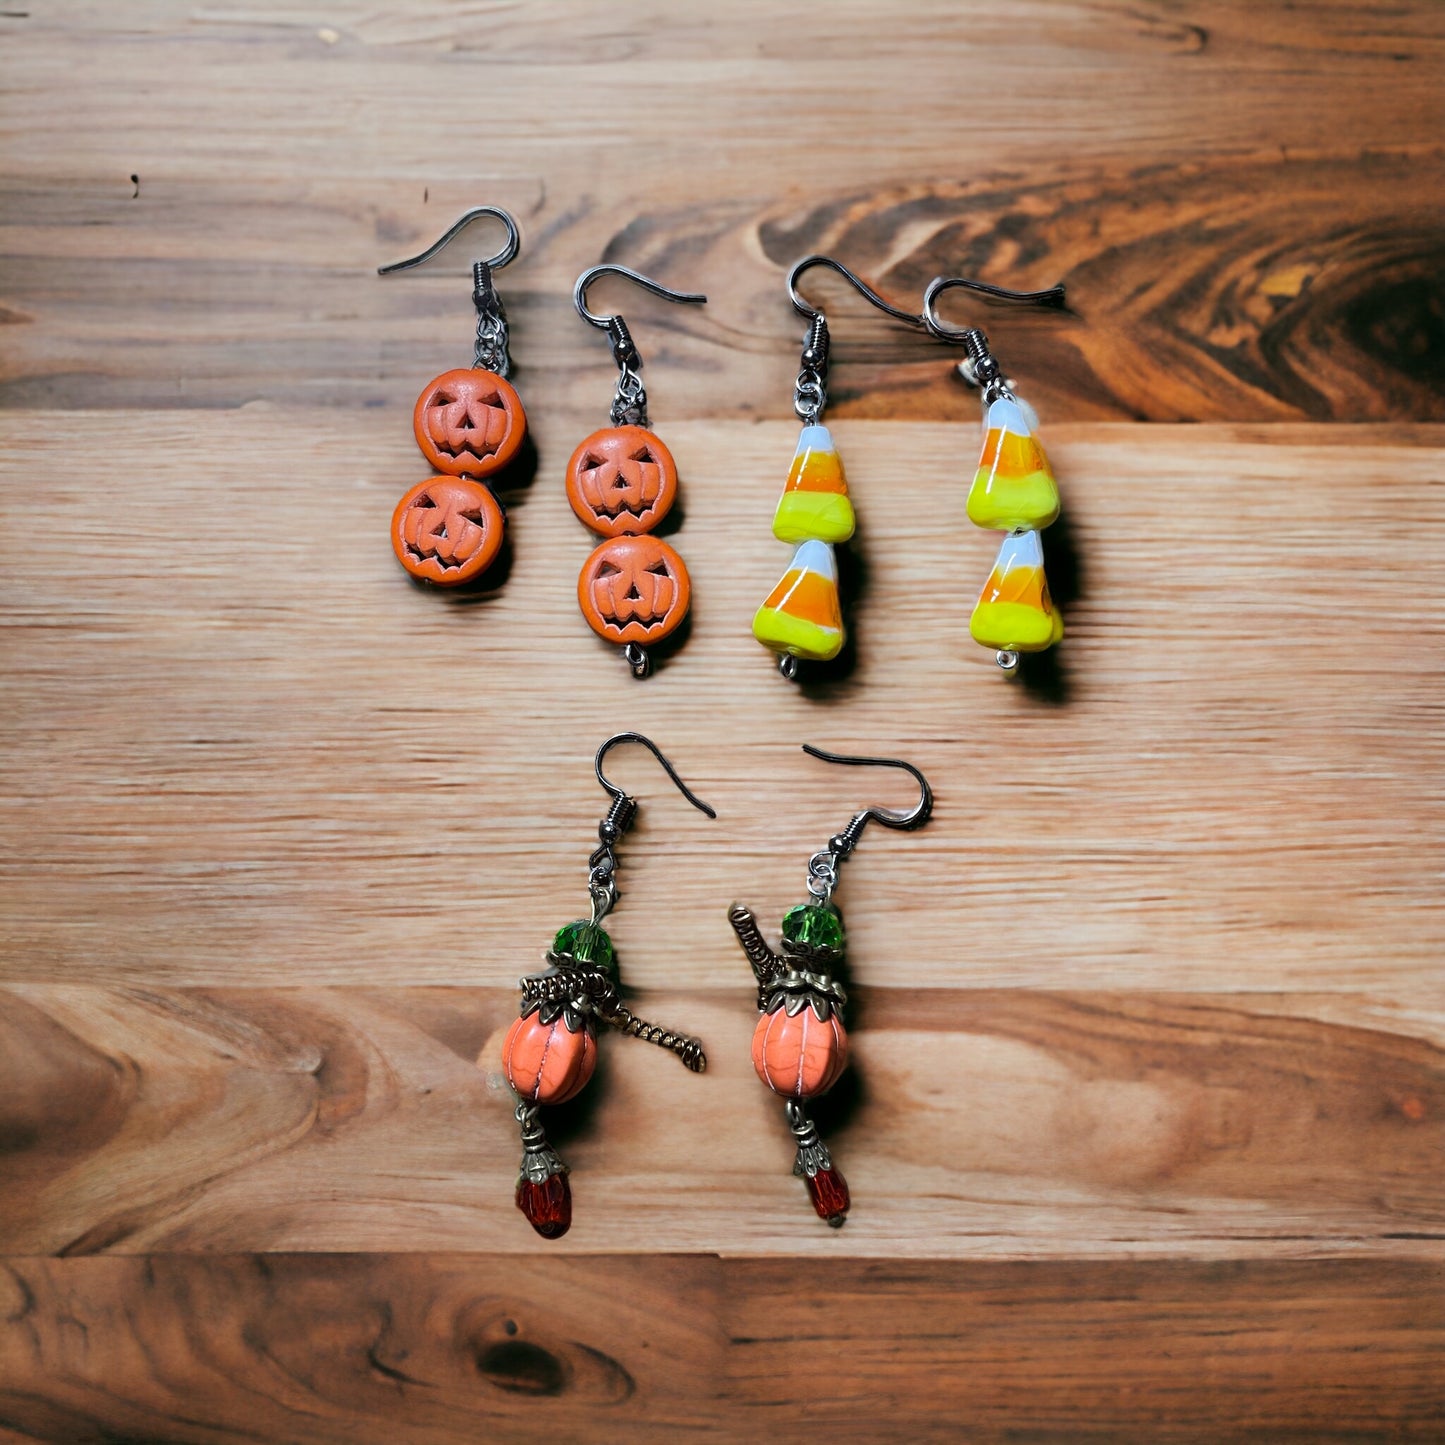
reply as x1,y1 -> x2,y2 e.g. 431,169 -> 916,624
381,206 -> 1068,680
501,731 -> 932,1240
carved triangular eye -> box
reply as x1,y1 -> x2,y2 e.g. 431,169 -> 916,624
475,391 -> 502,408
581,453 -> 605,471
431,392 -> 456,408
596,561 -> 623,578
645,560 -> 671,577
629,447 -> 654,465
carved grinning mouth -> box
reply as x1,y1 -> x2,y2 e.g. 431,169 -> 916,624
403,494 -> 490,566
426,391 -> 508,460
581,446 -> 660,516
592,558 -> 675,626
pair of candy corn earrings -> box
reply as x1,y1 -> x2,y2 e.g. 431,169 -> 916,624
381,206 -> 1068,680
502,731 -> 932,1239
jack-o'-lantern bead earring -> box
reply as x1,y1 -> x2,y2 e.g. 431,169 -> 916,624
728,745 -> 933,1226
504,732 -> 715,1239
752,256 -> 928,681
923,273 -> 1068,674
567,265 -> 707,678
378,206 -> 527,587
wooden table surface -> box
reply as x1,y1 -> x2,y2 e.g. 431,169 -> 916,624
2,3 -> 1443,1440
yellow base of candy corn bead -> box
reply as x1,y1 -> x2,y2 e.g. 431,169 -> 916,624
772,490 -> 857,545
752,605 -> 844,661
966,466 -> 1060,532
969,599 -> 1065,652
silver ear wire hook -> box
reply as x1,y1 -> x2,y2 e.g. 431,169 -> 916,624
802,743 -> 934,834
378,206 -> 522,376
574,265 -> 707,430
588,732 -> 715,925
798,743 -> 933,907
787,255 -> 926,328
785,255 -> 924,428
377,205 -> 521,276
574,265 -> 707,330
595,731 -> 717,817
921,273 -> 1066,402
921,273 -> 1066,338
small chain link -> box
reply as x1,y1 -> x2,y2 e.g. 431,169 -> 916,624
474,306 -> 512,376
793,313 -> 830,424
471,261 -> 513,376
794,371 -> 825,424
806,850 -> 839,906
587,849 -> 618,923
611,365 -> 648,427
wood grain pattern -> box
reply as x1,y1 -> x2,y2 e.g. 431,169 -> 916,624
0,985 -> 1441,1256
2,414 -> 1442,989
0,1255 -> 1441,1443
1,5 -> 1442,420
4,2 -> 1444,1438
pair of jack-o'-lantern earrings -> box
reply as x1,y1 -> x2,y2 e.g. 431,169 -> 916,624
502,731 -> 932,1239
381,206 -> 1068,679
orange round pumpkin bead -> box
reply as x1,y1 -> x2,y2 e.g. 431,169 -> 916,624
577,534 -> 691,645
413,368 -> 526,479
751,1005 -> 848,1099
391,475 -> 505,586
503,1013 -> 596,1106
565,425 -> 678,537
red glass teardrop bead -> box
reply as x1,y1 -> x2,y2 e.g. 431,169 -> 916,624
805,1166 -> 850,1227
516,1172 -> 572,1239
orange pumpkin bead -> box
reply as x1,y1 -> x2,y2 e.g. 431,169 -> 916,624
565,425 -> 678,537
576,533 -> 691,645
503,1012 -> 596,1106
391,475 -> 505,585
413,368 -> 526,479
751,1005 -> 847,1099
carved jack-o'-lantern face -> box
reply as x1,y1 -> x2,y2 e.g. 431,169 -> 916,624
565,425 -> 678,537
412,367 -> 526,479
391,476 -> 505,586
577,534 -> 691,644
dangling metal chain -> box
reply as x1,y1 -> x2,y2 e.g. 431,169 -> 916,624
472,260 -> 514,377
793,313 -> 829,424
606,317 -> 648,427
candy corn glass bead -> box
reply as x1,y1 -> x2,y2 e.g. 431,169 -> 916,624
970,528 -> 1064,652
967,395 -> 1060,532
752,539 -> 845,662
772,425 -> 856,545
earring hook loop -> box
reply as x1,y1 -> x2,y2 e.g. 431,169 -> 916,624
377,205 -> 521,276
574,265 -> 707,330
802,743 -> 934,833
595,732 -> 717,818
922,273 -> 1066,341
787,254 -> 925,329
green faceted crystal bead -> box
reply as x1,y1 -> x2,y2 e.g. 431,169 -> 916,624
552,920 -> 615,971
781,903 -> 845,953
